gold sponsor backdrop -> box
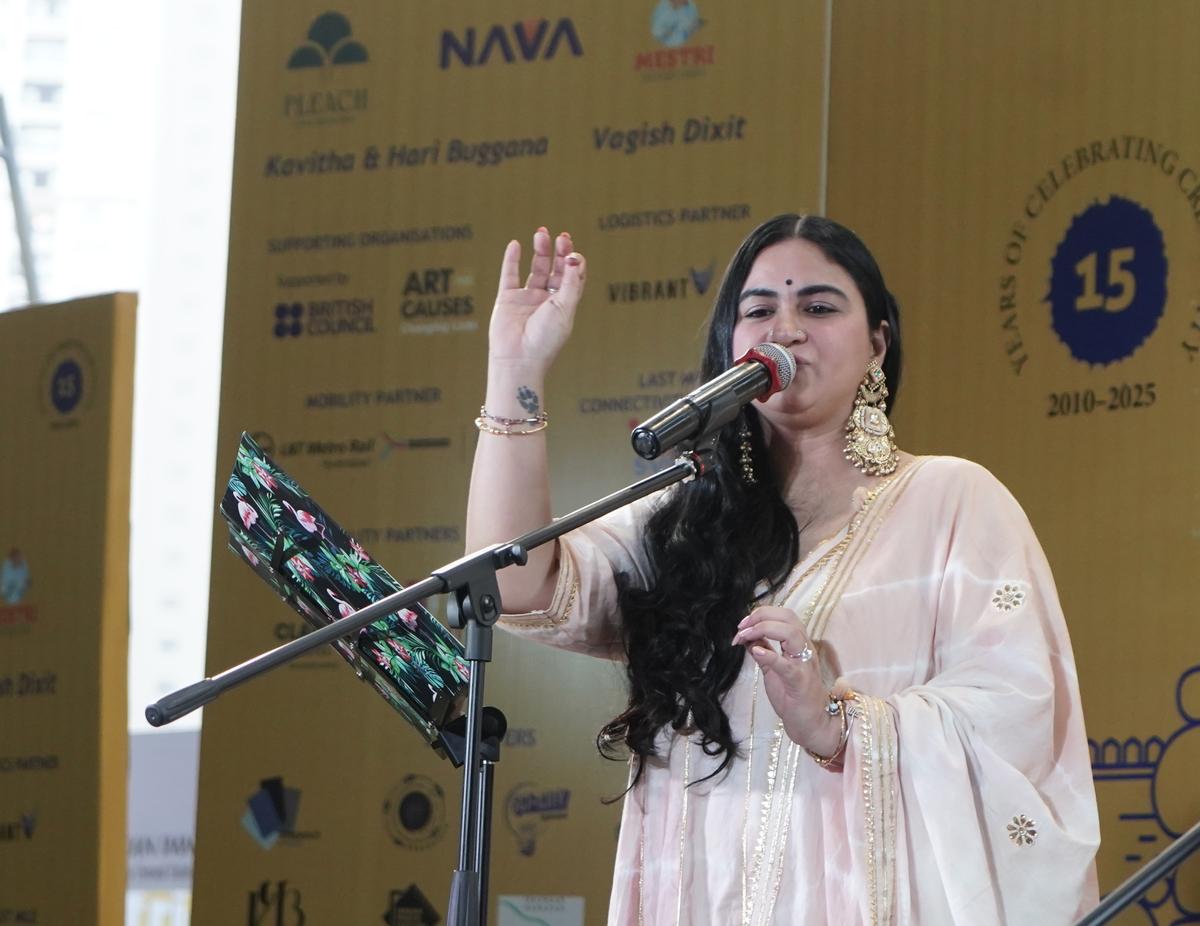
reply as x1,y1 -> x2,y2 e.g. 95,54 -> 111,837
825,2 -> 1200,922
195,2 -> 827,923
0,293 -> 135,926
197,0 -> 1198,923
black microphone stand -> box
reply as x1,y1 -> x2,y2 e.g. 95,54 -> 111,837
147,441 -> 719,926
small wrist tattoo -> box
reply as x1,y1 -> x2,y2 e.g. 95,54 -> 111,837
517,386 -> 540,414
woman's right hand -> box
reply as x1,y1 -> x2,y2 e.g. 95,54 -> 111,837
489,228 -> 586,370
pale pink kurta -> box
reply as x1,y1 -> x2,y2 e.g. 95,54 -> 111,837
500,456 -> 1100,925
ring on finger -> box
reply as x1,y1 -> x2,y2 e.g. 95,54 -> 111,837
785,643 -> 815,663
547,287 -> 559,294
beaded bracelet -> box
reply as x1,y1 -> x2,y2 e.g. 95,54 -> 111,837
807,696 -> 852,768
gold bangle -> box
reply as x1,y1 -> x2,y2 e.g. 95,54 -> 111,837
474,416 -> 549,436
479,405 -> 548,427
807,696 -> 851,768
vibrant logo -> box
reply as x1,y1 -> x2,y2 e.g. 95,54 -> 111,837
382,884 -> 440,926
0,810 -> 36,842
272,298 -> 375,338
636,1 -> 715,75
504,783 -> 570,856
607,261 -> 716,303
382,775 -> 447,850
287,12 -> 367,68
690,260 -> 716,295
247,880 -> 306,926
1047,196 -> 1168,365
242,776 -> 306,849
440,18 -> 582,69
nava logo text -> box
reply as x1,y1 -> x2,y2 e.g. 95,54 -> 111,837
440,18 -> 582,68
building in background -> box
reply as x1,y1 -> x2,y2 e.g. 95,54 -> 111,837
1,1 -> 240,922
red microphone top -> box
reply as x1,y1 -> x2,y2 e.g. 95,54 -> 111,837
734,343 -> 796,402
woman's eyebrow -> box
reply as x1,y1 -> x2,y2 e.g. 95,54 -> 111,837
738,283 -> 849,303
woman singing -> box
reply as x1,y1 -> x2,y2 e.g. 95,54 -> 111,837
466,214 -> 1100,924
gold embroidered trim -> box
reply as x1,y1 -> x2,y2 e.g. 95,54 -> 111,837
855,695 -> 897,926
498,548 -> 578,629
808,460 -> 926,641
500,578 -> 578,629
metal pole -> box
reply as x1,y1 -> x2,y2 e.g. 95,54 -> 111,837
0,94 -> 42,304
1076,818 -> 1200,926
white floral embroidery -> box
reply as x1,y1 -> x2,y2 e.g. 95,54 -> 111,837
991,583 -> 1027,611
1007,814 -> 1037,846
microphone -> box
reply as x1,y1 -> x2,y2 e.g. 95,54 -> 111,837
630,343 -> 796,460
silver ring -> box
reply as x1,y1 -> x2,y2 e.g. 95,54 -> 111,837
547,286 -> 559,294
786,643 -> 814,662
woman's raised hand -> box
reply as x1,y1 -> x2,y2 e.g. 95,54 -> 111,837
489,228 -> 586,370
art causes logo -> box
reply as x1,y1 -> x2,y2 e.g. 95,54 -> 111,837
242,776 -> 318,849
440,18 -> 582,68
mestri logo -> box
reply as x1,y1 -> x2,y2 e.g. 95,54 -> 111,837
0,548 -> 36,631
0,810 -> 36,843
504,783 -> 571,856
382,775 -> 447,850
607,261 -> 716,303
1,549 -> 30,605
382,884 -> 441,926
440,18 -> 582,68
636,0 -> 715,76
247,880 -> 306,926
272,298 -> 375,338
283,12 -> 369,125
241,777 -> 318,849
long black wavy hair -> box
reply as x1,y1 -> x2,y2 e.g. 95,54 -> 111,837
597,214 -> 903,784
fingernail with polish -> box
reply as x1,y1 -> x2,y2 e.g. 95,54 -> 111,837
566,253 -> 581,266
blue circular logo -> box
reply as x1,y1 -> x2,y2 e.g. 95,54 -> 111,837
1047,196 -> 1168,365
50,359 -> 83,414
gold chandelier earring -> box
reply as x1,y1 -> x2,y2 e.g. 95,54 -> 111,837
844,359 -> 898,476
